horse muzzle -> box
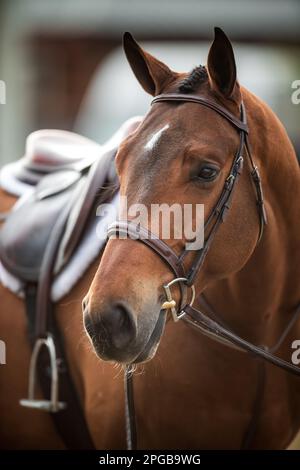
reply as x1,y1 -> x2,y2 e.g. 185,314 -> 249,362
83,295 -> 166,364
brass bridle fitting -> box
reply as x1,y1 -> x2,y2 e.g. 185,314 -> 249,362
161,277 -> 196,322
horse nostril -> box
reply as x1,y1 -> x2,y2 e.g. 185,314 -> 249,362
101,303 -> 137,350
85,302 -> 137,356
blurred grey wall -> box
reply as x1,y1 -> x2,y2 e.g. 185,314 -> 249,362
0,0 -> 299,165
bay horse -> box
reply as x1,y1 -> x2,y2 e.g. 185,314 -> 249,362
1,28 -> 300,449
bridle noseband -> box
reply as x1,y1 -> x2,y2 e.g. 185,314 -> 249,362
107,93 -> 300,378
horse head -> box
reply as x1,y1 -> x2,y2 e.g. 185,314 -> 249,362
83,28 -> 262,364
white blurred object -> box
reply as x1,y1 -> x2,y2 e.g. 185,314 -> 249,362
75,42 -> 299,144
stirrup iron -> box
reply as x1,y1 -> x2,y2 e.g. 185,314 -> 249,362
20,334 -> 66,412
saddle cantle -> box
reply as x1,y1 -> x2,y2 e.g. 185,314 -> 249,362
0,117 -> 142,282
0,130 -> 102,199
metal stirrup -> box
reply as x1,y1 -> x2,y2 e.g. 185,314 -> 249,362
20,334 -> 66,413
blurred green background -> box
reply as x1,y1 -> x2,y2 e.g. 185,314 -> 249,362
0,0 -> 299,165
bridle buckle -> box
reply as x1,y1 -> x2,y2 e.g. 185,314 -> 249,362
162,277 -> 195,322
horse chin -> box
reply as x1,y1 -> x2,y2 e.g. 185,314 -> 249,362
130,309 -> 167,364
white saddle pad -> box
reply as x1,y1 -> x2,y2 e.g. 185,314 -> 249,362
0,172 -> 119,302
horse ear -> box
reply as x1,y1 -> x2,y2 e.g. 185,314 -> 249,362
207,27 -> 237,98
123,32 -> 174,96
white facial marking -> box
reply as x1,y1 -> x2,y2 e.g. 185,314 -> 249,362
144,124 -> 169,151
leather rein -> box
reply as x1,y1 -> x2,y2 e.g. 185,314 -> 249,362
107,93 -> 300,447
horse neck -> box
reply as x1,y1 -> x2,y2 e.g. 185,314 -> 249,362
204,90 -> 300,344
247,89 -> 300,304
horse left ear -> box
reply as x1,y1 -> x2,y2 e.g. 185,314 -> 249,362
207,27 -> 237,99
123,32 -> 175,96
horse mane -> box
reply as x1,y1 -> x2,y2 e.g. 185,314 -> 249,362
178,65 -> 208,93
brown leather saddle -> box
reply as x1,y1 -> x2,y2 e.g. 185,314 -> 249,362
0,122 -> 141,281
0,119 -> 141,449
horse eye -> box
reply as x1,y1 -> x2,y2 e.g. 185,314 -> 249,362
197,166 -> 219,181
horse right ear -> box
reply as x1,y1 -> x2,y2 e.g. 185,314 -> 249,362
123,32 -> 175,96
207,27 -> 237,99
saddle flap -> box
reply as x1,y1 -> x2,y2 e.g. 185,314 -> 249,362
0,174 -> 84,282
35,170 -> 81,200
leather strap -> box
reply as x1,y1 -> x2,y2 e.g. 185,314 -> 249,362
150,96 -> 266,285
63,147 -> 117,264
152,94 -> 249,133
35,194 -> 78,338
185,149 -> 244,285
24,287 -> 95,449
183,304 -> 300,376
245,136 -> 268,243
124,367 -> 137,450
23,186 -> 96,447
107,221 -> 186,279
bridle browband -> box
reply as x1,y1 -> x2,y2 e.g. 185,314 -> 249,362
107,93 -> 300,378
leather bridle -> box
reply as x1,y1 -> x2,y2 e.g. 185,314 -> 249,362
107,93 -> 300,450
107,93 -> 300,377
